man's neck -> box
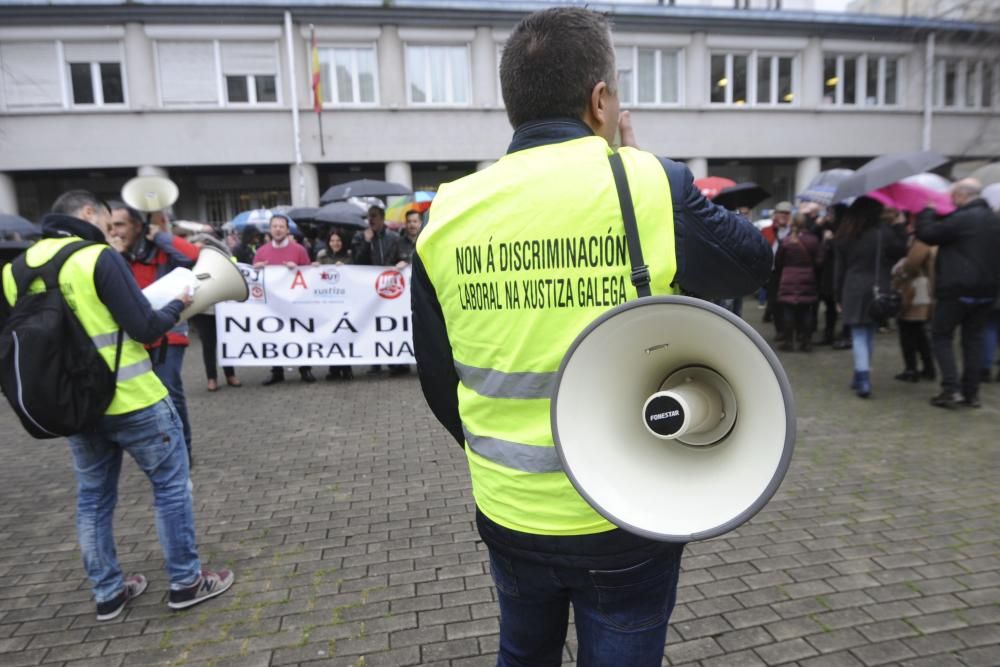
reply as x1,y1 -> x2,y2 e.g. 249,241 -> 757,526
272,237 -> 290,248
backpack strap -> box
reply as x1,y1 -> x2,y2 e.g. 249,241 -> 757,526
11,240 -> 99,298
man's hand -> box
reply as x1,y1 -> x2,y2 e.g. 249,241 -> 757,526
363,228 -> 374,242
175,288 -> 195,308
618,110 -> 638,149
253,261 -> 267,269
284,261 -> 298,269
395,260 -> 409,269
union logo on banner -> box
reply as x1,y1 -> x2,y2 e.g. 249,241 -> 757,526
375,270 -> 405,299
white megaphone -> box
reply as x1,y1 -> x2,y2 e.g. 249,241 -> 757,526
551,296 -> 795,543
142,246 -> 249,321
121,176 -> 179,213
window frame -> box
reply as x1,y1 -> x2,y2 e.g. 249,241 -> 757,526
154,39 -> 281,109
66,60 -> 127,108
822,53 -> 901,108
316,43 -> 381,108
616,45 -> 685,107
709,50 -> 798,108
219,41 -> 281,108
404,43 -> 472,107
935,57 -> 996,110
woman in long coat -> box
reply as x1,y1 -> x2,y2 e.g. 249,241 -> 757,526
892,225 -> 936,383
775,213 -> 820,351
834,197 -> 907,397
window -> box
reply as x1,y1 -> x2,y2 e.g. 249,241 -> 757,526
0,42 -> 63,109
157,40 -> 280,107
0,41 -> 125,110
711,51 -> 794,106
823,54 -> 900,107
936,58 -> 995,109
405,45 -> 470,105
68,62 -> 124,105
616,46 -> 681,106
318,46 -> 378,105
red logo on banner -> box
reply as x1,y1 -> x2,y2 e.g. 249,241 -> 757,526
375,270 -> 405,299
290,271 -> 308,289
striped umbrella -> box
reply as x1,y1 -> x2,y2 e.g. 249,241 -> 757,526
385,191 -> 435,226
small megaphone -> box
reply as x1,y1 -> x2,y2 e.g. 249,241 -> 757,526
141,246 -> 249,321
551,295 -> 795,543
121,176 -> 179,213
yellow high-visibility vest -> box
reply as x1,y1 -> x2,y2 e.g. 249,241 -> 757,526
417,136 -> 678,535
2,237 -> 168,415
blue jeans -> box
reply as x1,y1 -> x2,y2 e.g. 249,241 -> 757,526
152,344 -> 191,454
851,325 -> 875,372
982,311 -> 999,371
67,399 -> 201,604
488,545 -> 684,667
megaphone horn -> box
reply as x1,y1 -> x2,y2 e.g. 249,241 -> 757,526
141,246 -> 249,322
551,296 -> 795,543
121,175 -> 179,213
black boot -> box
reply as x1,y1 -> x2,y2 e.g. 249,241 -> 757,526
300,368 -> 316,383
262,370 -> 285,386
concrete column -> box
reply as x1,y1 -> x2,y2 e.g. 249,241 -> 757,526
378,25 -> 406,108
385,161 -> 412,190
686,32 -> 708,107
124,22 -> 158,110
801,37 -> 823,108
137,165 -> 169,178
795,157 -> 821,197
289,163 -> 320,207
0,173 -> 18,215
476,160 -> 496,172
472,26 -> 497,108
686,158 -> 708,180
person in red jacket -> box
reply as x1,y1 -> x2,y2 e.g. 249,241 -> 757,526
109,203 -> 199,465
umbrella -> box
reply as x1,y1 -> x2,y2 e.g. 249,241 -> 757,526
901,172 -> 951,193
319,179 -> 412,204
313,202 -> 368,229
713,182 -> 770,211
982,183 -> 1000,210
796,169 -> 855,206
969,162 -> 1000,186
225,208 -> 300,234
285,206 -> 320,223
866,182 -> 955,216
0,213 -> 42,239
385,191 -> 435,225
832,151 -> 949,203
693,177 -> 736,200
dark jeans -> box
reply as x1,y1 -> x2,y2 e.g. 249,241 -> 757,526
931,299 -> 991,399
488,545 -> 684,667
765,270 -> 782,334
983,310 -> 1000,371
190,314 -> 234,382
897,320 -> 934,373
152,345 -> 191,456
780,302 -> 814,344
815,294 -> 838,342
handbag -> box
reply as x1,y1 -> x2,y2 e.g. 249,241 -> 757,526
868,227 -> 903,323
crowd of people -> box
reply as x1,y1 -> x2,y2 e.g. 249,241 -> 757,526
743,179 -> 1000,407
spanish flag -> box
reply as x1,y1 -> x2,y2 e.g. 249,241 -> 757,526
310,26 -> 322,113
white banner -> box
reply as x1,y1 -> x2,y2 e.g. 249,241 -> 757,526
215,264 -> 414,366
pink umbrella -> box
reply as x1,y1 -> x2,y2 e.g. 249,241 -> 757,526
867,182 -> 955,216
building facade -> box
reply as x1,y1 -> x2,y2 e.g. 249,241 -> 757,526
0,0 -> 997,221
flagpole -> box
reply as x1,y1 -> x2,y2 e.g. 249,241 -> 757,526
283,11 -> 306,205
318,108 -> 326,157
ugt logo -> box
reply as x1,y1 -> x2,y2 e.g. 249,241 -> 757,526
375,270 -> 405,299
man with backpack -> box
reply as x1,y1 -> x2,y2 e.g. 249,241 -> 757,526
0,190 -> 234,621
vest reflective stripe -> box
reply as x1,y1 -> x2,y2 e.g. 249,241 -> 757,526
454,361 -> 556,400
2,237 -> 167,416
116,358 -> 154,382
464,427 -> 564,473
419,137 -> 677,536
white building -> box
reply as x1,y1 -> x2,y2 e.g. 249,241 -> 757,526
0,0 -> 997,221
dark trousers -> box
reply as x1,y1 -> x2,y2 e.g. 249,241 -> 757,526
897,320 -> 934,374
190,314 -> 234,382
780,303 -> 814,344
765,270 -> 783,334
152,345 -> 191,457
931,299 -> 991,399
815,294 -> 838,342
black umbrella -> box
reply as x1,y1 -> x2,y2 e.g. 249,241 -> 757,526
832,151 -> 949,204
0,213 -> 42,239
313,202 -> 368,229
319,179 -> 412,204
286,206 -> 320,223
797,169 -> 855,206
713,182 -> 771,211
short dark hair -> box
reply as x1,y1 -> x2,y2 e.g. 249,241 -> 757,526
500,7 -> 616,129
405,209 -> 421,220
51,190 -> 110,218
269,214 -> 290,227
106,200 -> 144,226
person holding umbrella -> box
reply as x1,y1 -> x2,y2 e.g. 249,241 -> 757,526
352,204 -> 403,375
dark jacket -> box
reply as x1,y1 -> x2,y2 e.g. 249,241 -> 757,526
410,118 -> 771,568
776,232 -> 819,304
834,223 -> 907,326
915,199 -> 1000,301
397,232 -> 420,265
351,227 -> 401,266
3,214 -> 183,343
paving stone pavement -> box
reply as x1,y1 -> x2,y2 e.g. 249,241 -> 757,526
0,308 -> 997,667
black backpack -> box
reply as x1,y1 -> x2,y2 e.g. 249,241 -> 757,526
0,240 -> 123,439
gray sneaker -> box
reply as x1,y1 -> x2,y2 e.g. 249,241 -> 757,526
96,574 -> 147,621
168,569 -> 234,610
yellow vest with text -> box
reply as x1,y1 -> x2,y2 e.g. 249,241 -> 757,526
417,136 -> 678,536
2,237 -> 168,415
